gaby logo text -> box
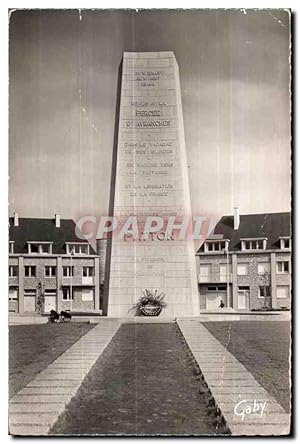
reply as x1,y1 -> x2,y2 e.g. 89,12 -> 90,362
234,399 -> 267,421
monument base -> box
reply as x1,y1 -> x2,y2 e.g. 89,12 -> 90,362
108,303 -> 196,318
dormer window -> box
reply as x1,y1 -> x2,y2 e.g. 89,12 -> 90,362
204,240 -> 229,253
27,242 -> 53,254
241,238 -> 267,251
9,241 -> 14,254
279,237 -> 290,250
66,242 -> 90,255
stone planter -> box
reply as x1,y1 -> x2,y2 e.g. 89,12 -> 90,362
140,305 -> 162,317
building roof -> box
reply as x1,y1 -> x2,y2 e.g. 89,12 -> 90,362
9,217 -> 97,255
197,212 -> 291,253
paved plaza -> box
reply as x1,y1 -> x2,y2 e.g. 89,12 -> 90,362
9,318 -> 291,436
51,323 -> 223,435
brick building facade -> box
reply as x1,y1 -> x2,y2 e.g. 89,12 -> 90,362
196,210 -> 291,312
9,211 -> 291,316
9,214 -> 101,315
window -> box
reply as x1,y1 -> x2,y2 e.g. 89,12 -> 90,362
66,243 -> 90,255
259,286 -> 271,298
207,286 -> 226,292
62,287 -> 73,300
258,263 -> 271,275
45,266 -> 56,277
238,286 -> 250,291
220,264 -> 232,282
24,266 -> 36,277
237,263 -> 249,275
199,264 -> 211,282
220,264 -> 226,277
82,266 -> 94,277
30,243 -> 39,253
9,288 -> 18,300
63,266 -> 74,277
24,289 -> 36,296
280,238 -> 290,250
44,289 -> 57,296
205,241 -> 226,252
40,244 -> 51,254
200,264 -> 211,276
9,242 -> 14,254
241,239 -> 266,251
82,289 -> 94,301
9,265 -> 18,277
28,242 -> 52,254
277,285 -> 289,299
276,261 -> 289,274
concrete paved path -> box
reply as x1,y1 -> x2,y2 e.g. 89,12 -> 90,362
9,320 -> 121,436
177,319 -> 290,436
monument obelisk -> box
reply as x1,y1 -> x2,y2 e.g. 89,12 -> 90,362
108,52 -> 199,317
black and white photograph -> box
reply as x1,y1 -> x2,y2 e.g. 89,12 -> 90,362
7,7 -> 292,437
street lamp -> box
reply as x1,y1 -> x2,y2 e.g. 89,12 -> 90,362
223,245 -> 230,308
70,247 -> 75,312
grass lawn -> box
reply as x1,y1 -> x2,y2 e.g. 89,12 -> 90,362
9,323 -> 95,398
203,321 -> 291,412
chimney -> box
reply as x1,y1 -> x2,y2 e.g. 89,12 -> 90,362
234,207 -> 240,230
55,213 -> 61,228
13,212 -> 19,227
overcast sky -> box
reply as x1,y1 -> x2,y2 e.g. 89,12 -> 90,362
9,9 -> 291,222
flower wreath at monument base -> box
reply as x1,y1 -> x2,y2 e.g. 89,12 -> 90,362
131,289 -> 167,317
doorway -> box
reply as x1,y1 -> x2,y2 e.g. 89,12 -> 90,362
206,286 -> 227,310
44,295 -> 57,313
24,296 -> 36,312
238,289 -> 250,310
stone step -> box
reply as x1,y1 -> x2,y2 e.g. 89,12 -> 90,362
9,403 -> 65,414
192,353 -> 237,359
18,387 -> 76,396
229,423 -> 290,436
9,412 -> 58,426
205,372 -> 255,380
227,413 -> 290,424
219,401 -> 286,414
210,386 -> 268,395
47,364 -> 91,370
11,394 -> 69,404
199,364 -> 247,372
27,380 -> 79,388
214,394 -> 277,405
9,424 -> 49,436
208,380 -> 262,388
35,373 -> 83,381
39,369 -> 88,376
68,349 -> 103,353
60,353 -> 99,358
54,357 -> 97,362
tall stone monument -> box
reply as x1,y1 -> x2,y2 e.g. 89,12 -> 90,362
108,52 -> 199,317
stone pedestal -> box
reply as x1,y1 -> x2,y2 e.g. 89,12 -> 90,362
108,52 -> 199,317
